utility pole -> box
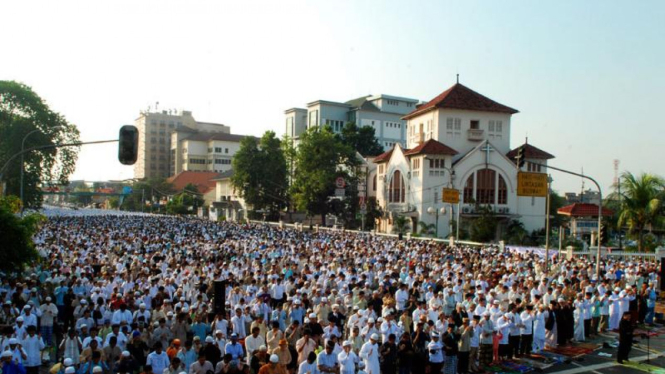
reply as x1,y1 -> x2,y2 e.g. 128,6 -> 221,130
545,175 -> 552,274
534,162 -> 603,280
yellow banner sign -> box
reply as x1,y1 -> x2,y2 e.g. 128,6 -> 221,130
442,188 -> 460,204
517,172 -> 548,197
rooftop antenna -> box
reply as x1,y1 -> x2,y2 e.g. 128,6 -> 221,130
580,167 -> 585,203
456,73 -> 459,84
155,101 -> 159,112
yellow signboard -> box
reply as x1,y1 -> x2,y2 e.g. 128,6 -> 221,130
442,188 -> 460,204
517,172 -> 548,197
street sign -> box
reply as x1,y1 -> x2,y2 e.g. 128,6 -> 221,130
335,188 -> 345,197
360,203 -> 367,212
517,171 -> 548,197
335,177 -> 346,188
442,188 -> 460,204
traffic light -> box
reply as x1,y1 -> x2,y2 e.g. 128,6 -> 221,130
118,125 -> 139,165
516,145 -> 526,169
599,222 -> 608,245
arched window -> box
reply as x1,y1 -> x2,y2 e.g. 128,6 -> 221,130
477,169 -> 496,204
462,169 -> 509,205
498,175 -> 508,205
389,170 -> 405,203
463,175 -> 474,203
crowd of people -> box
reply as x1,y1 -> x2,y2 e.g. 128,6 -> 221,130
0,213 -> 661,374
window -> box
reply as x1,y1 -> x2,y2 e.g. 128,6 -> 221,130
159,121 -> 165,127
407,103 -> 413,108
476,169 -> 496,204
373,174 -> 377,192
208,148 -> 213,153
150,137 -> 156,144
470,120 -> 480,130
446,118 -> 453,130
498,175 -> 508,205
215,147 -> 222,153
528,162 -> 542,172
386,99 -> 398,106
388,170 -> 406,203
225,148 -> 229,154
464,175 -> 474,203
189,158 -> 206,165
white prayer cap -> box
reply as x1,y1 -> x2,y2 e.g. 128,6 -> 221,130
93,367 -> 103,373
270,354 -> 279,363
2,351 -> 14,358
65,368 -> 76,374
370,333 -> 379,341
343,340 -> 352,347
122,351 -> 130,357
63,358 -> 73,366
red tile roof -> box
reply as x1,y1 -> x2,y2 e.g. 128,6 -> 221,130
167,171 -> 221,194
557,203 -> 613,217
373,148 -> 395,164
506,143 -> 555,160
403,83 -> 518,119
403,139 -> 458,157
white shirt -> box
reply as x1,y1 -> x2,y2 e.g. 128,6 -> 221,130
338,350 -> 359,374
21,334 -> 45,367
146,351 -> 170,374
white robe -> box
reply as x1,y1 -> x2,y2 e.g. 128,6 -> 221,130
359,341 -> 380,374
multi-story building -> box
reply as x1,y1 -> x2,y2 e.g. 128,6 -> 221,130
372,82 -> 555,237
133,110 -> 230,179
170,131 -> 253,175
285,94 -> 419,151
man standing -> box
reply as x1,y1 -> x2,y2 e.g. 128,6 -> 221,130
146,342 -> 170,374
21,326 -> 44,374
316,341 -> 339,374
39,297 -> 58,347
379,334 -> 398,374
617,312 -> 634,364
359,334 -> 380,374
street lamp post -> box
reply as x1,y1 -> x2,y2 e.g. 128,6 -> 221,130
20,126 -> 64,212
427,206 -> 446,238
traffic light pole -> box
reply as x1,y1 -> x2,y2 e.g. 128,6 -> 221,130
533,162 -> 603,280
0,139 -> 119,196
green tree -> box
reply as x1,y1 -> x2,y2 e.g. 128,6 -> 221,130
338,122 -> 384,157
469,205 -> 498,242
232,132 -> 288,218
0,196 -> 45,273
291,127 -> 360,225
392,215 -> 411,236
120,178 -> 175,212
617,172 -> 665,252
166,183 -> 203,215
418,221 -> 436,237
0,81 -> 81,208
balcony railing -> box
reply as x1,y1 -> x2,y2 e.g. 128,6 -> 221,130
467,129 -> 484,141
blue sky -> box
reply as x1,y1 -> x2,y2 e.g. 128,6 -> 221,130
0,0 -> 663,194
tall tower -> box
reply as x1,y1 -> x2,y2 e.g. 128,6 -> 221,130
613,159 -> 620,187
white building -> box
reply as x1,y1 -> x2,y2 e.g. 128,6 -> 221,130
373,82 -> 554,238
285,94 -> 419,151
170,131 -> 254,175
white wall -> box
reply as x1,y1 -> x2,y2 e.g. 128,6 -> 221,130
436,109 -> 512,156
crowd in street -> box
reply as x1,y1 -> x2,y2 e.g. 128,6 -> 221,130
0,213 -> 661,374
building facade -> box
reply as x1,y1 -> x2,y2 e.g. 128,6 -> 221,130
170,131 -> 253,175
134,110 -> 230,179
285,94 -> 419,151
372,82 -> 555,238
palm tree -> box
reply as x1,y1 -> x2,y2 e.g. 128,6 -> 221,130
418,221 -> 436,237
617,172 -> 665,251
392,215 -> 411,236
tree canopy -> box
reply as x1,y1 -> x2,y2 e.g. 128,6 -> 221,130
617,171 -> 665,251
290,127 -> 361,225
0,81 -> 80,208
0,196 -> 45,274
231,131 -> 288,217
337,122 -> 384,157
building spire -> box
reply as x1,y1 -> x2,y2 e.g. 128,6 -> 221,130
456,73 -> 459,84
